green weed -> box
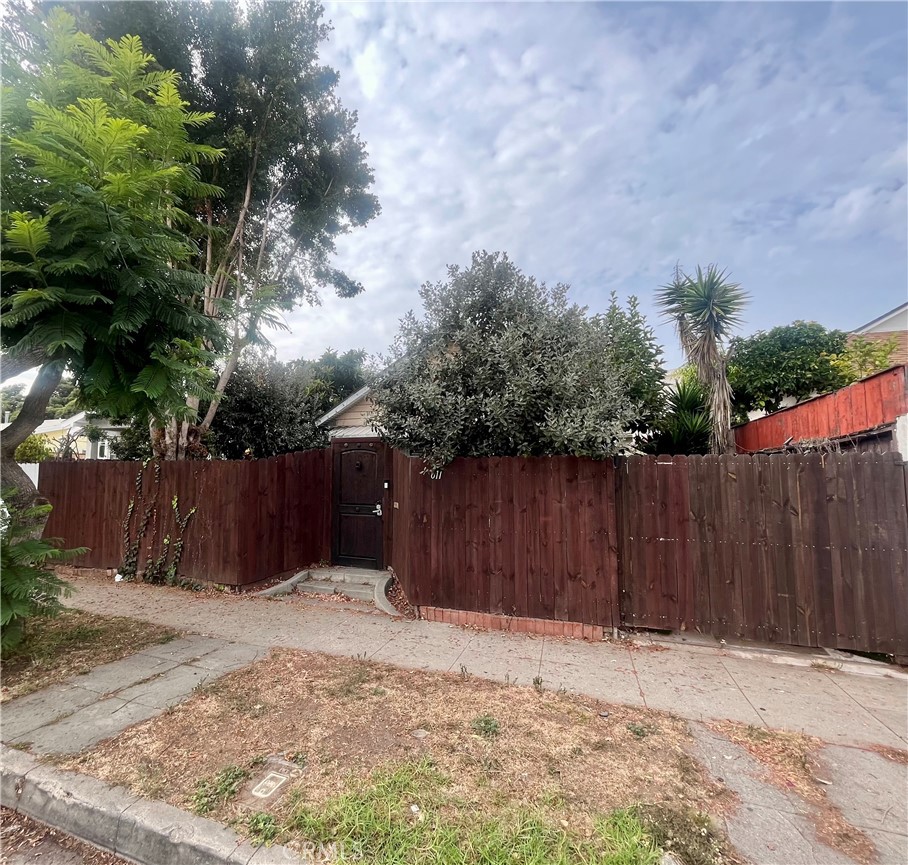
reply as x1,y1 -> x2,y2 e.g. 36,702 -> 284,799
190,765 -> 250,815
247,812 -> 279,846
471,714 -> 501,740
285,760 -> 662,864
627,722 -> 658,740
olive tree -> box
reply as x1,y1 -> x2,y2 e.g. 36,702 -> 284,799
371,251 -> 666,472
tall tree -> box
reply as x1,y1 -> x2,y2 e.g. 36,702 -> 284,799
208,348 -> 367,459
79,1 -> 381,457
0,9 -> 222,513
2,378 -> 86,422
372,251 -> 665,472
727,321 -> 849,416
655,264 -> 748,454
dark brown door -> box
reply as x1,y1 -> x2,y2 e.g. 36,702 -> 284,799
332,441 -> 386,569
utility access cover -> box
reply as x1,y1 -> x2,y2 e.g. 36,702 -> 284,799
236,756 -> 306,810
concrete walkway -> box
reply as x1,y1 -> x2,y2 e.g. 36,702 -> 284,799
690,723 -> 907,865
3,637 -> 261,754
60,576 -> 908,750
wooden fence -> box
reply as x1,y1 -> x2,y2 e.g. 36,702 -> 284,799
390,451 -> 908,656
616,453 -> 908,656
37,448 -> 908,655
390,452 -> 620,627
39,450 -> 331,585
734,364 -> 907,453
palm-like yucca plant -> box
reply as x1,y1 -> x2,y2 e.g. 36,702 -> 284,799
654,376 -> 712,455
655,264 -> 749,454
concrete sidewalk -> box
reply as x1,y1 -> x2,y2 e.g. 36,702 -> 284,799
62,576 -> 907,749
3,636 -> 262,754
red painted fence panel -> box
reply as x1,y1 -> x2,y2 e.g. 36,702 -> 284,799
734,365 -> 907,453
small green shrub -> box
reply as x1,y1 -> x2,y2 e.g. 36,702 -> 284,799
471,714 -> 501,740
13,435 -> 55,463
0,497 -> 82,651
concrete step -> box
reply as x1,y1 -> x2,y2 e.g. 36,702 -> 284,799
309,567 -> 387,586
296,579 -> 375,602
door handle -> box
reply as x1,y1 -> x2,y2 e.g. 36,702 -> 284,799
373,503 -> 383,517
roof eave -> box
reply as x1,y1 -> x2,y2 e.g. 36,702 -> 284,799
315,385 -> 372,427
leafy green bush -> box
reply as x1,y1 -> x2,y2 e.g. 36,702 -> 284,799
728,321 -> 848,414
830,335 -> 898,382
0,498 -> 82,651
372,252 -> 666,472
13,434 -> 54,463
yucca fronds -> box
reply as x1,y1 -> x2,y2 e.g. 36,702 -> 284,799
656,264 -> 749,453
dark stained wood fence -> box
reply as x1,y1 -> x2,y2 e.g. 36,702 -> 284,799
38,448 -> 908,654
391,451 -> 908,656
39,460 -> 138,567
617,453 -> 908,656
39,450 -> 331,585
391,451 -> 621,627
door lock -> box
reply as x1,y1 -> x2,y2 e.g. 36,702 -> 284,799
373,503 -> 383,517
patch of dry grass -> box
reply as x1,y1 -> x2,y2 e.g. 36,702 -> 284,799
64,649 -> 734,846
1,609 -> 179,702
870,744 -> 908,766
710,721 -> 876,864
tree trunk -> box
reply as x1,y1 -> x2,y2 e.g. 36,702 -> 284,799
1,349 -> 48,384
0,361 -> 65,536
198,346 -> 241,434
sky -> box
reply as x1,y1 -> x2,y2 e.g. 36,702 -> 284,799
269,0 -> 908,370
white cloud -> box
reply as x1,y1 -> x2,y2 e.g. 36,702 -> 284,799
267,1 -> 908,365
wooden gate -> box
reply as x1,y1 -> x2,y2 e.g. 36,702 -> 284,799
331,440 -> 389,569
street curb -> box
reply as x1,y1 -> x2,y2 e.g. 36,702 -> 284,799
0,745 -> 302,864
254,570 -> 311,598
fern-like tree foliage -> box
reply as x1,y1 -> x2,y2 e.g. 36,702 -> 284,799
0,9 -> 224,510
77,1 -> 381,457
0,496 -> 85,651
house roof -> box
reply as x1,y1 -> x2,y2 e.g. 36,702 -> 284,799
0,411 -> 87,435
316,385 -> 372,427
852,301 -> 908,334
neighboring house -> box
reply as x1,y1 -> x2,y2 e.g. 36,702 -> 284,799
734,365 -> 908,458
851,301 -> 908,365
1,411 -> 125,459
315,385 -> 380,440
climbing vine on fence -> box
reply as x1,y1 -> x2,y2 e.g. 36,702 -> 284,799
120,461 -> 197,584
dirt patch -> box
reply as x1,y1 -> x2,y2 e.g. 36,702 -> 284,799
635,803 -> 746,865
386,574 -> 416,619
710,721 -> 876,864
64,649 -> 734,845
1,806 -> 129,864
1,609 -> 179,702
